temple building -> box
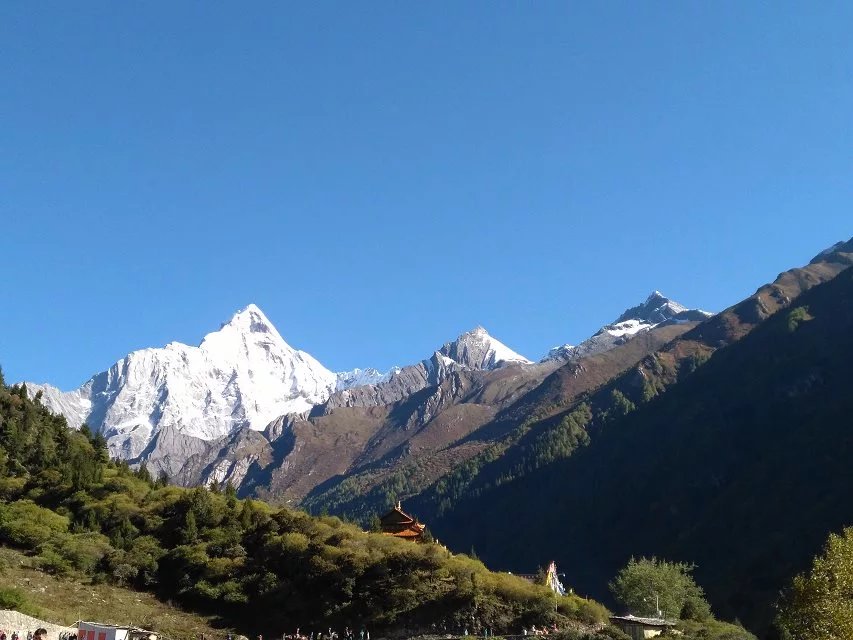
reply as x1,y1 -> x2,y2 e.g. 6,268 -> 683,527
380,501 -> 426,541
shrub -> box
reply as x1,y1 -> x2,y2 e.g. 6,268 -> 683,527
0,586 -> 27,610
0,500 -> 68,548
36,546 -> 72,576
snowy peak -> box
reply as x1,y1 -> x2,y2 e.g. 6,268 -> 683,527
335,367 -> 396,390
29,303 -> 339,460
614,291 -> 709,325
542,292 -> 713,362
218,304 -> 278,337
200,304 -> 292,355
439,326 -> 531,370
543,344 -> 576,362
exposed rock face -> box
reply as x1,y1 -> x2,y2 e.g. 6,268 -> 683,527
171,330 -> 538,497
322,328 -> 530,412
437,326 -> 531,370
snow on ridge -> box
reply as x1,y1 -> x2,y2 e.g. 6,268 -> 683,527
606,319 -> 655,338
441,326 -> 532,370
27,303 -> 338,460
541,292 -> 714,363
335,367 -> 396,390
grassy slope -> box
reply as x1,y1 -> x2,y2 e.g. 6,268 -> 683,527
0,547 -> 228,639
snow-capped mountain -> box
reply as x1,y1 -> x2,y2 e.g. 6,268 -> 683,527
542,291 -> 713,362
438,326 -> 531,370
543,344 -> 575,362
29,304 -> 340,459
323,326 -> 530,412
335,367 -> 396,390
27,301 -> 534,466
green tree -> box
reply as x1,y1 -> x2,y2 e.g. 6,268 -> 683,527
368,514 -> 382,533
609,557 -> 711,621
778,526 -> 853,640
136,462 -> 152,484
225,479 -> 238,509
182,510 -> 198,544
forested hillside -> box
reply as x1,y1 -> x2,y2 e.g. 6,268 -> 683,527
406,240 -> 853,529
423,264 -> 853,635
0,375 -> 610,637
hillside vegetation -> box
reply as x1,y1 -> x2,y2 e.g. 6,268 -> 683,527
0,373 -> 610,638
0,547 -> 223,639
409,240 -> 853,528
422,261 -> 853,635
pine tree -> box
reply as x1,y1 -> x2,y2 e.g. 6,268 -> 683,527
368,515 -> 382,533
136,462 -> 152,484
183,510 -> 198,544
225,480 -> 238,508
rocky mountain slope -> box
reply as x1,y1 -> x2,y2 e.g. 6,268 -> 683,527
542,291 -> 712,362
178,292 -> 710,511
27,278 -> 711,503
407,238 -> 853,634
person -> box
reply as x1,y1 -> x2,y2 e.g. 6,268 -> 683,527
34,630 -> 48,640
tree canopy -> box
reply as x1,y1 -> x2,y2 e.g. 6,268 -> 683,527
0,376 -> 609,637
609,557 -> 711,622
778,526 -> 853,640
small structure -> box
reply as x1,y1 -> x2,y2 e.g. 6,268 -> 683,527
77,622 -> 157,640
380,501 -> 426,541
609,615 -> 676,640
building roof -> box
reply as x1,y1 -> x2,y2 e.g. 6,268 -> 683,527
79,622 -> 149,631
380,501 -> 417,524
383,526 -> 425,538
609,615 -> 676,628
379,502 -> 427,540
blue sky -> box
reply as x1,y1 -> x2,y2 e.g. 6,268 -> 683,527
2,3 -> 851,388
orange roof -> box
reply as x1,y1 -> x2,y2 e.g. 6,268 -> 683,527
383,526 -> 425,538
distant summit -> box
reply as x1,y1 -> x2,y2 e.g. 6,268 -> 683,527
439,326 -> 531,370
614,291 -> 713,325
542,292 -> 713,362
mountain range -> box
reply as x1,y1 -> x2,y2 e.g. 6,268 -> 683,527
26,289 -> 711,495
21,236 -> 853,635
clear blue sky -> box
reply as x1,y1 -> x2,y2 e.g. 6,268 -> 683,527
2,3 -> 851,389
